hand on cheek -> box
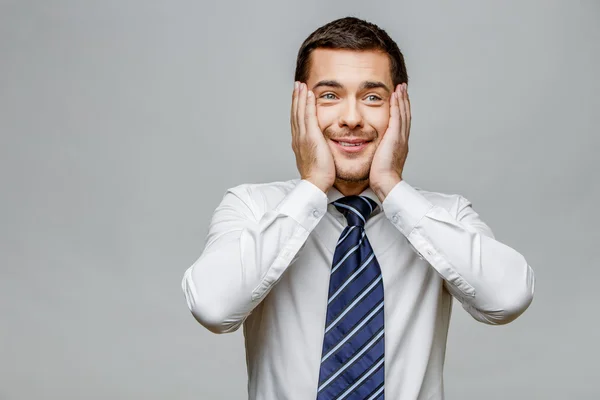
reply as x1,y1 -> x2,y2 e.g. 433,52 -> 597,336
369,83 -> 411,201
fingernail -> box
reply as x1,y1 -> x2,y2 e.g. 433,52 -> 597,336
295,81 -> 299,90
307,90 -> 313,98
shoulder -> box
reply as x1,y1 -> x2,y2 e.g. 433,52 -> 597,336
226,178 -> 299,199
223,178 -> 301,218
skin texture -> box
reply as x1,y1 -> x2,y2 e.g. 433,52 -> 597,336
291,48 -> 411,201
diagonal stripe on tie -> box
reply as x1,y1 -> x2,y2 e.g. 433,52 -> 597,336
316,195 -> 385,400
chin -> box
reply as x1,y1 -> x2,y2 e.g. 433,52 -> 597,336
335,157 -> 372,171
336,168 -> 371,182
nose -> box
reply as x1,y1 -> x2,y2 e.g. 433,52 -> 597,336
338,97 -> 363,130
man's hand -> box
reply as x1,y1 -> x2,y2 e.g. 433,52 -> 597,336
291,81 -> 336,193
369,83 -> 411,201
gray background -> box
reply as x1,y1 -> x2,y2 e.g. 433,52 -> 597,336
1,0 -> 598,399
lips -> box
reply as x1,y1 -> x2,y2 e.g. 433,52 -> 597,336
332,139 -> 371,153
332,138 -> 372,144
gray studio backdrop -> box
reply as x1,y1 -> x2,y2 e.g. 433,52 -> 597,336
1,1 -> 598,399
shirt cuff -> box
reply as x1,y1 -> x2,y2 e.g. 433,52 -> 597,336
275,179 -> 328,231
382,180 -> 435,236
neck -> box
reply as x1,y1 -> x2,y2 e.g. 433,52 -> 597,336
333,179 -> 370,197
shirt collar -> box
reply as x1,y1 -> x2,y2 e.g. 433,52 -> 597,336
326,184 -> 382,211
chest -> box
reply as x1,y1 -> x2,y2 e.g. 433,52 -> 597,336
278,211 -> 440,309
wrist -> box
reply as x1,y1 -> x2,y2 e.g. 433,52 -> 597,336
303,178 -> 330,194
371,175 -> 402,202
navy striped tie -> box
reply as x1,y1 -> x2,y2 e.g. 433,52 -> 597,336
316,195 -> 385,400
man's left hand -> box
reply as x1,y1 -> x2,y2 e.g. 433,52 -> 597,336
369,83 -> 411,202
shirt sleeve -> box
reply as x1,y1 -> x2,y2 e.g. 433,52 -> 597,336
382,180 -> 535,325
181,179 -> 328,334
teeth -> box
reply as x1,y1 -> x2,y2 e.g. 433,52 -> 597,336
340,142 -> 364,147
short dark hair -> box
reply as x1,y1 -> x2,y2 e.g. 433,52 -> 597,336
294,16 -> 408,87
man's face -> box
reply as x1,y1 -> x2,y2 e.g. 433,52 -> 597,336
306,48 -> 394,184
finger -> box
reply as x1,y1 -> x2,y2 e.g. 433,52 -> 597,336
398,84 -> 407,140
297,83 -> 307,137
404,84 -> 411,140
291,81 -> 299,134
395,83 -> 402,116
305,89 -> 319,133
387,91 -> 400,136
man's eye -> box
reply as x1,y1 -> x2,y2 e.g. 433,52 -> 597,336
366,95 -> 382,102
321,93 -> 337,100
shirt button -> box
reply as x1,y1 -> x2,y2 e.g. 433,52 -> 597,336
392,215 -> 398,223
312,210 -> 320,217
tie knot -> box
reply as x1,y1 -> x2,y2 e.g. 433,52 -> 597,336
332,195 -> 378,227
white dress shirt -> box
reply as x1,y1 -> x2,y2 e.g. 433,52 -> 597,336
181,178 -> 535,400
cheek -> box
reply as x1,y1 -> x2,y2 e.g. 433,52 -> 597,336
365,107 -> 390,134
316,107 -> 337,132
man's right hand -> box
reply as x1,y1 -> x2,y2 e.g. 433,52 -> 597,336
290,81 -> 336,193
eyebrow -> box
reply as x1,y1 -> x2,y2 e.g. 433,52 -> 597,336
312,80 -> 391,94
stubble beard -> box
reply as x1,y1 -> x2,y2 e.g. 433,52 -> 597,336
334,157 -> 372,183
325,127 -> 377,184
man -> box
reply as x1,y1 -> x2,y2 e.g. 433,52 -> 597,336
181,16 -> 535,400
